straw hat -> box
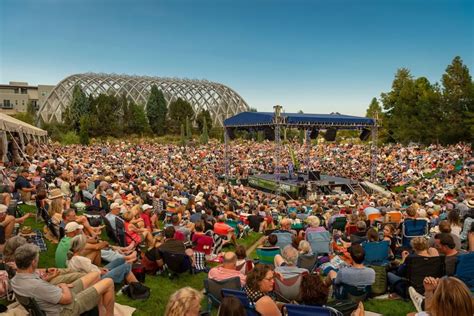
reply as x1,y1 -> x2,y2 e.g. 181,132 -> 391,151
467,199 -> 474,209
48,189 -> 64,200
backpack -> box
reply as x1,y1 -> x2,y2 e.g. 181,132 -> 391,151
369,265 -> 387,297
132,264 -> 146,283
122,282 -> 150,300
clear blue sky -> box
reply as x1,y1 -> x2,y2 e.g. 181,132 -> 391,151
0,0 -> 473,116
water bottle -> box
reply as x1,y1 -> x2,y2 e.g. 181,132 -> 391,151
14,223 -> 20,235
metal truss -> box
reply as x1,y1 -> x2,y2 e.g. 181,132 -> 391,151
37,73 -> 249,126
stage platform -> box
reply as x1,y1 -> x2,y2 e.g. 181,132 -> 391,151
248,172 -> 359,198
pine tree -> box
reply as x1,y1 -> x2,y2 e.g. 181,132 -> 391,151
79,115 -> 90,145
180,124 -> 186,146
200,116 -> 209,144
64,85 -> 89,132
168,98 -> 194,133
146,85 -> 167,135
185,116 -> 192,140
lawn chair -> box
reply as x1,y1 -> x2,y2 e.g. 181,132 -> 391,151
102,216 -> 119,244
273,230 -> 293,250
344,225 -> 358,237
221,289 -> 260,316
331,216 -> 347,232
194,235 -> 214,256
334,284 -> 371,302
362,241 -> 390,266
284,304 -> 342,316
297,253 -> 318,272
386,212 -> 402,225
114,217 -> 127,247
406,255 -> 445,294
161,251 -> 193,279
15,293 -> 99,316
454,252 -> 474,291
203,277 -> 241,312
402,219 -> 429,248
306,231 -> 331,255
368,213 -> 383,225
274,272 -> 308,302
256,247 -> 281,265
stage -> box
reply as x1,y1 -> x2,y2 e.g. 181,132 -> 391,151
247,172 -> 361,198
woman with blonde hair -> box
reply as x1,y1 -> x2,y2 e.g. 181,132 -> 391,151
122,210 -> 156,248
165,287 -> 203,316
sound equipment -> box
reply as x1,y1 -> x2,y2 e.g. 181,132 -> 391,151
310,129 -> 319,139
308,170 -> 321,181
227,128 -> 236,140
359,128 -> 371,141
324,128 -> 337,141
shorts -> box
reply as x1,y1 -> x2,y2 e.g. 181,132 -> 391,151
50,272 -> 86,285
60,279 -> 100,316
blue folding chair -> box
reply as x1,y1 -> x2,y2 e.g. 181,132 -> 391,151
454,252 -> 474,291
306,231 -> 331,255
362,241 -> 390,266
273,231 -> 293,250
284,304 -> 341,316
221,289 -> 260,316
256,247 -> 281,265
203,277 -> 241,312
402,219 -> 429,248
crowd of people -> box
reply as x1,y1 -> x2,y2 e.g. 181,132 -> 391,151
0,139 -> 472,316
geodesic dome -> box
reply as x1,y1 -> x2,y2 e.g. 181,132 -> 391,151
38,73 -> 250,126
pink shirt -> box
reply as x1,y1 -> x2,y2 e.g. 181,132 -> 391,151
208,266 -> 246,286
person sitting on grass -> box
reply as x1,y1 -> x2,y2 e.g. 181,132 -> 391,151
11,243 -> 116,316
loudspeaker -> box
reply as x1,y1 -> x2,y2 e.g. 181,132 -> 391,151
359,128 -> 371,141
263,126 -> 275,141
226,128 -> 236,140
308,170 -> 321,181
324,128 -> 337,141
310,129 -> 319,139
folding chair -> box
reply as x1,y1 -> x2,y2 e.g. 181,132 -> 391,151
386,212 -> 402,225
362,241 -> 390,266
402,219 -> 429,248
161,251 -> 193,279
334,284 -> 371,302
203,277 -> 241,312
15,293 -> 99,316
406,255 -> 445,294
221,289 -> 260,316
368,213 -> 383,225
114,217 -> 127,247
273,230 -> 293,250
194,235 -> 214,256
297,253 -> 318,272
274,272 -> 308,302
306,231 -> 331,255
331,217 -> 347,232
284,304 -> 342,316
344,225 -> 358,237
256,247 -> 281,265
102,215 -> 119,244
454,252 -> 474,291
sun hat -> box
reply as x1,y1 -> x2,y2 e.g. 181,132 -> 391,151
0,204 -> 7,213
141,204 -> 153,211
48,188 -> 64,200
110,202 -> 121,210
65,222 -> 83,233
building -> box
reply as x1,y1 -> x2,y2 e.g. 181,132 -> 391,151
38,73 -> 249,126
0,81 -> 54,115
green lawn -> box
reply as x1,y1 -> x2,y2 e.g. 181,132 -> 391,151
14,205 -> 415,315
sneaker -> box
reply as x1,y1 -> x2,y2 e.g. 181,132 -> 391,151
408,286 -> 424,313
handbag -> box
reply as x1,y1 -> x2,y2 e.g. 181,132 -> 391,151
132,263 -> 146,283
122,282 -> 150,300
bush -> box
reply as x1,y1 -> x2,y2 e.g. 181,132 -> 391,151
60,131 -> 80,145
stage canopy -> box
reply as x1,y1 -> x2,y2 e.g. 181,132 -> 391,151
0,113 -> 47,137
224,112 -> 375,128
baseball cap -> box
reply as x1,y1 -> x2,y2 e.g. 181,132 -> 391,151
65,222 -> 83,233
110,202 -> 121,210
142,204 -> 153,211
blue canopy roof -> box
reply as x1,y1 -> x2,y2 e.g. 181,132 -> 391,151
224,112 -> 375,128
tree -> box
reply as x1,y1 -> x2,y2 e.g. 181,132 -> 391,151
185,116 -> 192,140
79,115 -> 90,145
168,98 -> 194,133
128,102 -> 151,135
196,110 -> 212,132
64,85 -> 89,132
249,107 -> 258,112
180,124 -> 186,146
200,115 -> 209,144
146,85 -> 167,135
366,98 -> 382,119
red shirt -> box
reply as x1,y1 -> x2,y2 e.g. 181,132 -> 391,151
214,222 -> 233,236
140,213 -> 151,229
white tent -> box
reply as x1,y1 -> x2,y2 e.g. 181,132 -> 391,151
0,112 -> 47,137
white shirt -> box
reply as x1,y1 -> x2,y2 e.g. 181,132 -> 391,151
67,255 -> 101,273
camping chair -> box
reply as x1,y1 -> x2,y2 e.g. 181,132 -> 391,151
256,247 -> 281,265
406,255 -> 445,294
344,225 -> 358,237
334,284 -> 371,303
402,219 -> 429,248
15,293 -> 99,316
274,272 -> 308,302
306,231 -> 331,255
102,216 -> 119,244
203,277 -> 241,312
284,304 -> 342,316
194,235 -> 214,256
273,231 -> 293,250
368,213 -> 383,225
114,217 -> 127,247
331,217 -> 347,232
226,219 -> 240,236
297,253 -> 318,272
386,212 -> 402,225
362,241 -> 390,266
221,289 -> 260,316
161,251 -> 193,279
454,252 -> 474,291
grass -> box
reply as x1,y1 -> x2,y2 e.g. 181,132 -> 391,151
12,205 -> 416,316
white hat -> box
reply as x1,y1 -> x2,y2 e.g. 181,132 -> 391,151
141,204 -> 153,211
65,222 -> 83,233
0,204 -> 7,213
110,202 -> 121,210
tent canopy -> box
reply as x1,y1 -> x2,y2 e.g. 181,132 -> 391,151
224,112 -> 375,128
0,113 -> 48,137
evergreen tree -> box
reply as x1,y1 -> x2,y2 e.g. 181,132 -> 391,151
64,85 -> 89,132
168,98 -> 194,133
185,116 -> 192,140
366,98 -> 382,119
146,85 -> 167,135
298,129 -> 305,144
180,124 -> 186,146
79,115 -> 90,145
128,102 -> 151,135
200,116 -> 209,144
196,110 -> 212,132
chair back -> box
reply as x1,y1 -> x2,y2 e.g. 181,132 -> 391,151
284,304 -> 340,316
221,289 -> 260,316
273,231 -> 293,250
205,277 -> 241,303
15,294 -> 46,316
368,213 -> 382,224
345,225 -> 358,237
402,219 -> 429,248
306,231 -> 331,255
162,252 -> 192,274
226,220 -> 239,233
256,247 -> 281,265
386,212 -> 402,224
331,217 -> 347,232
454,252 -> 474,291
195,235 -> 214,255
362,241 -> 390,266
406,256 -> 445,294
336,284 -> 371,302
297,253 -> 318,272
274,272 -> 307,302
102,216 -> 119,244
114,217 -> 126,247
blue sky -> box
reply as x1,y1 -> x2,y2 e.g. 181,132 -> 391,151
0,0 -> 472,115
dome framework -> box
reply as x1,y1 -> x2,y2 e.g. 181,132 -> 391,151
38,73 -> 249,126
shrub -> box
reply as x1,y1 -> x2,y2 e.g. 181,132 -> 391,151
61,131 -> 80,145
